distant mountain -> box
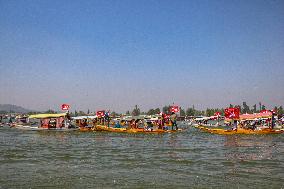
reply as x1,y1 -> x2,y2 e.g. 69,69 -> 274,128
0,104 -> 34,113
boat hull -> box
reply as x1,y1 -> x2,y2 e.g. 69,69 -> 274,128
95,125 -> 181,134
94,125 -> 127,133
195,125 -> 284,135
79,127 -> 95,132
14,125 -> 79,131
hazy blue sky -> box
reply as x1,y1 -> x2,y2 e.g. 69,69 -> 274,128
0,0 -> 283,112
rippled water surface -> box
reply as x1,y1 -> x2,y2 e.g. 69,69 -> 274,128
0,124 -> 284,188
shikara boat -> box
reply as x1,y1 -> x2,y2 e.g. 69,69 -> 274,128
72,116 -> 98,131
95,125 -> 127,133
195,125 -> 283,135
14,113 -> 78,131
94,125 -> 182,134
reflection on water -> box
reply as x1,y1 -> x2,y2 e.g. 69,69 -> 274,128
0,125 -> 283,188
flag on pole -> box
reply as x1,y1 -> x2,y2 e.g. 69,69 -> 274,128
214,112 -> 221,116
224,108 -> 240,119
96,110 -> 105,117
170,106 -> 179,113
61,104 -> 70,110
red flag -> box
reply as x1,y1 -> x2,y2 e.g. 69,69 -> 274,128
162,113 -> 170,119
225,108 -> 240,119
61,104 -> 70,110
170,106 -> 179,113
163,114 -> 170,119
96,110 -> 105,117
214,112 -> 221,116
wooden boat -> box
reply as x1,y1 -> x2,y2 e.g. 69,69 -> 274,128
14,113 -> 78,131
94,125 -> 127,133
195,125 -> 284,135
15,125 -> 78,131
79,127 -> 94,132
94,125 -> 181,134
127,128 -> 181,134
72,116 -> 98,132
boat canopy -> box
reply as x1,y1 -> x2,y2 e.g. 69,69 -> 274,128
225,112 -> 272,122
72,116 -> 98,120
195,116 -> 219,121
29,113 -> 67,119
239,112 -> 272,120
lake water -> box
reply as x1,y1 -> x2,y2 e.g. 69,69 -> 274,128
0,123 -> 283,188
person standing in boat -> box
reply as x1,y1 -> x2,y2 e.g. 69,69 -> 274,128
9,115 -> 13,124
158,114 -> 164,129
104,111 -> 110,127
170,112 -> 178,130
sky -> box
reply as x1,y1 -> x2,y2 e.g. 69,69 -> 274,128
0,0 -> 284,112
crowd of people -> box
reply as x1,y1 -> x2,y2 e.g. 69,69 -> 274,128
76,112 -> 179,131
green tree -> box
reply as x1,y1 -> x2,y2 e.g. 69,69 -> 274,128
111,111 -> 117,117
132,105 -> 140,116
74,110 -> 78,116
27,111 -> 41,115
78,111 -> 86,116
140,111 -> 147,115
186,108 -> 195,116
180,108 -> 185,116
220,108 -> 225,115
261,105 -> 266,111
44,109 -> 57,114
162,105 -> 171,114
147,108 -> 160,115
205,108 -> 211,116
205,108 -> 215,116
278,106 -> 283,115
252,104 -> 257,113
154,108 -> 160,114
242,102 -> 250,113
68,111 -> 74,117
147,109 -> 155,115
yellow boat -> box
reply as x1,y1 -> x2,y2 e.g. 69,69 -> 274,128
127,128 -> 181,134
29,113 -> 68,119
95,125 -> 127,133
94,125 -> 181,134
79,127 -> 95,132
195,125 -> 284,135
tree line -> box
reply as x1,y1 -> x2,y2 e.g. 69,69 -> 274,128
2,102 -> 280,117
1,102 -> 283,117
63,102 -> 284,117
